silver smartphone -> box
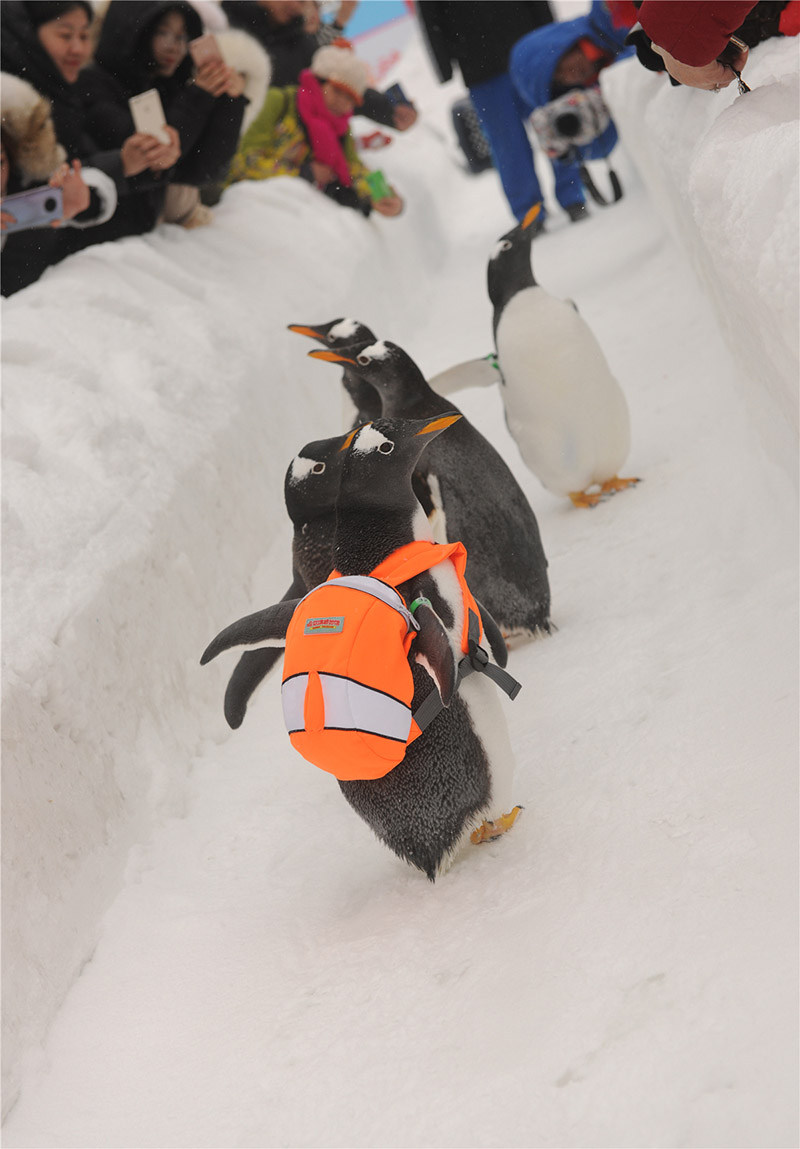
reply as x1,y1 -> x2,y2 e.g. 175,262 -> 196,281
128,89 -> 171,146
2,185 -> 64,232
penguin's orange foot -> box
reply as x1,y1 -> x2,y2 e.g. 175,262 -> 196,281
600,475 -> 641,495
568,489 -> 603,509
470,805 -> 523,845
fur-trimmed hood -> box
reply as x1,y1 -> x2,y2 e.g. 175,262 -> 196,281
215,27 -> 271,134
0,71 -> 66,184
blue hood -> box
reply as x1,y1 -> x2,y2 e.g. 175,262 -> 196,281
510,0 -> 631,113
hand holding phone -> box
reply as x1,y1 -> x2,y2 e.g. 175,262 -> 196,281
365,169 -> 392,201
1,185 -> 64,232
189,33 -> 223,68
128,89 -> 171,146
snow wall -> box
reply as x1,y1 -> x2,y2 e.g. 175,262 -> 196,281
2,35 -> 798,1119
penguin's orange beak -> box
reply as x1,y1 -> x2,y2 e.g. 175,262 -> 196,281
308,350 -> 357,365
521,202 -> 542,230
416,414 -> 461,436
339,426 -> 363,451
287,324 -> 322,340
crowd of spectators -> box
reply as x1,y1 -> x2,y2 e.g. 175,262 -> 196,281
1,0 -> 796,296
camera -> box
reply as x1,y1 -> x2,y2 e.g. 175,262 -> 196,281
530,87 -> 611,159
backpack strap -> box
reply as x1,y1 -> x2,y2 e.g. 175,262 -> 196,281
370,539 -> 480,653
321,575 -> 419,633
411,607 -> 521,734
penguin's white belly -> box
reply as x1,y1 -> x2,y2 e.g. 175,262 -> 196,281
497,288 -> 630,494
427,558 -> 516,821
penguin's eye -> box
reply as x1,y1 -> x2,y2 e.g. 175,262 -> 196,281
357,354 -> 371,366
378,441 -> 394,455
326,333 -> 335,343
500,240 -> 512,252
312,462 -> 326,474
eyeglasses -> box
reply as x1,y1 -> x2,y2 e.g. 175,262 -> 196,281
153,29 -> 188,46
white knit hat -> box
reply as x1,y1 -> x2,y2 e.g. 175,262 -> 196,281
311,43 -> 369,102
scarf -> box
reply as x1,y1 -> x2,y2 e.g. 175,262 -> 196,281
295,68 -> 353,187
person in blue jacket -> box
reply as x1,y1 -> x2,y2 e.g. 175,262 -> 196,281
510,0 -> 632,225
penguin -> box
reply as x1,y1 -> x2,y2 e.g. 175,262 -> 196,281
309,339 -> 552,642
288,318 -> 436,519
222,428 -> 357,729
488,203 -> 640,508
287,318 -> 381,427
201,414 -> 522,881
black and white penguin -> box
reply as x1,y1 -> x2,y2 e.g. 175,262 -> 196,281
309,339 -> 552,642
287,318 -> 381,427
488,204 -> 639,508
222,429 -> 357,729
201,414 -> 522,880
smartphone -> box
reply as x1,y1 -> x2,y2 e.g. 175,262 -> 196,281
189,33 -> 223,68
128,89 -> 171,146
365,169 -> 392,200
2,185 -> 63,232
384,82 -> 411,106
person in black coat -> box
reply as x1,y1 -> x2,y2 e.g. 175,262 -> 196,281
221,0 -> 417,131
0,0 -> 178,292
417,1 -> 555,226
85,0 -> 249,212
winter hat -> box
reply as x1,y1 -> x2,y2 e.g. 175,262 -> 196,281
23,1 -> 93,29
310,42 -> 369,102
0,72 -> 66,183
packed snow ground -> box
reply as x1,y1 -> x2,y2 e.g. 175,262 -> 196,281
2,17 -> 798,1149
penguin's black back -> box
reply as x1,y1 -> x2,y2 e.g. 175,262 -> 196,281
376,388 -> 550,636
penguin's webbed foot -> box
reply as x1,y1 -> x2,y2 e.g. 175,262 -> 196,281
569,476 -> 641,509
600,475 -> 641,496
470,805 -> 523,845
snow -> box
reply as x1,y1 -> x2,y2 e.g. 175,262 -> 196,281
2,17 -> 798,1149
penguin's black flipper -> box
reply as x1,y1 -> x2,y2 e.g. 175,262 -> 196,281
412,603 -> 458,707
224,648 -> 284,729
475,600 -> 509,668
200,598 -> 300,666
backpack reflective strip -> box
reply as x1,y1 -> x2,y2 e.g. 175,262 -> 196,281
304,575 -> 419,633
282,672 -> 413,741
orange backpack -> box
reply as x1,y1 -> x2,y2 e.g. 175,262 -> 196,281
280,540 -> 521,781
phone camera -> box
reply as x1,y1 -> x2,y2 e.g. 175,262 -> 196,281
44,196 -> 58,213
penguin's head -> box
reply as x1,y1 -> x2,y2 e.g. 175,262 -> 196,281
338,414 -> 461,509
487,203 -> 539,310
308,339 -> 426,396
287,318 -> 377,349
284,428 -> 361,525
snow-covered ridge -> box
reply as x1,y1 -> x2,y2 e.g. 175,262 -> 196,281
602,40 -> 799,483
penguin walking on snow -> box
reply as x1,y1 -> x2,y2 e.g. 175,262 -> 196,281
222,428 -> 357,729
201,415 -> 522,880
489,204 -> 640,508
310,338 -> 552,641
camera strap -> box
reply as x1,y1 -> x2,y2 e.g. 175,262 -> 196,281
579,158 -> 623,206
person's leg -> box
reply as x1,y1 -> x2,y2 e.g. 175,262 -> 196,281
469,73 -> 544,223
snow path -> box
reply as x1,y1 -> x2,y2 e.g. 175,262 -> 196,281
4,72 -> 798,1149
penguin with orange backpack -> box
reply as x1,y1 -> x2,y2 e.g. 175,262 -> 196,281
201,414 -> 523,880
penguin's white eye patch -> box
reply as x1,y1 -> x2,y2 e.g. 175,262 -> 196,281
312,462 -> 326,474
353,425 -> 393,455
490,239 -> 512,259
329,317 -> 360,341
